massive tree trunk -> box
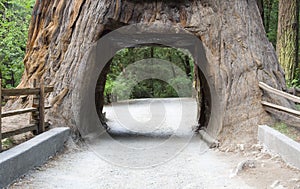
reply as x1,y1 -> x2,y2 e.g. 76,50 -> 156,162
17,0 -> 290,146
276,0 -> 299,82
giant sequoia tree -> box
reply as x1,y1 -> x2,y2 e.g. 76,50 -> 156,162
276,0 -> 299,83
16,0 -> 291,145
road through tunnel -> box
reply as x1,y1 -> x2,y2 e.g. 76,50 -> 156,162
77,24 -> 223,144
94,44 -> 212,137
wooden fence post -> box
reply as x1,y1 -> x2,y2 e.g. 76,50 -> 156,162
38,78 -> 45,133
0,79 -> 2,152
30,79 -> 39,134
30,78 -> 45,134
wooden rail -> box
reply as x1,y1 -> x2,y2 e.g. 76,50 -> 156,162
2,87 -> 54,96
261,101 -> 300,116
2,124 -> 37,139
286,87 -> 300,97
259,82 -> 300,123
0,79 -> 54,152
259,82 -> 300,104
1,106 -> 51,118
2,122 -> 50,139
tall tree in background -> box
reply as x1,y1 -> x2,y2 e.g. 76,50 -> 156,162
276,0 -> 299,83
256,0 -> 264,24
0,0 -> 35,88
264,0 -> 279,47
263,0 -> 277,35
256,0 -> 279,47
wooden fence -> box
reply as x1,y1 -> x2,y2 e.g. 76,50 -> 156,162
0,79 -> 54,152
286,87 -> 300,97
259,82 -> 300,121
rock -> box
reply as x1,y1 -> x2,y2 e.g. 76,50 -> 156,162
251,144 -> 263,151
237,144 -> 245,151
230,160 -> 256,178
270,180 -> 280,188
270,180 -> 287,189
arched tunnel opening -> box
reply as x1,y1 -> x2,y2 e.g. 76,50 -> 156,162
94,45 -> 212,137
76,24 -> 222,158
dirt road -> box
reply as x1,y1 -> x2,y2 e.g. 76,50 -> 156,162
9,98 -> 300,188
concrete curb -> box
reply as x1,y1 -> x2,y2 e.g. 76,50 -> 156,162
0,127 -> 70,188
258,125 -> 300,169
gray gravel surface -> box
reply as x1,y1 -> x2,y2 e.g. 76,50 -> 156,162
10,98 -> 253,189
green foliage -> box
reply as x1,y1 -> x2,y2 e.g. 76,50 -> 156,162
287,78 -> 300,88
0,0 -> 35,88
1,137 -> 14,150
273,122 -> 289,134
291,67 -> 300,87
104,47 -> 195,102
285,68 -> 300,88
168,76 -> 193,97
272,122 -> 297,141
130,79 -> 179,99
296,104 -> 300,111
263,0 -> 279,47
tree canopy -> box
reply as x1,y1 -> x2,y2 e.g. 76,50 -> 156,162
104,47 -> 195,102
0,0 -> 35,88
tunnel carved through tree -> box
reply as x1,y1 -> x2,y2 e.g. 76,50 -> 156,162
18,0 -> 291,146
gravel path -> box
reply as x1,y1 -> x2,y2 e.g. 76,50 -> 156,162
9,98 -> 299,188
10,137 -> 253,189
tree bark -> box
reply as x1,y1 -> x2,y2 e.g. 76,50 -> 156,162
256,0 -> 264,25
16,0 -> 290,146
276,0 -> 299,82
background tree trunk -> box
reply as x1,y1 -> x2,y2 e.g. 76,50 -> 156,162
276,0 -> 299,82
256,0 -> 264,25
16,0 -> 290,146
263,0 -> 275,34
